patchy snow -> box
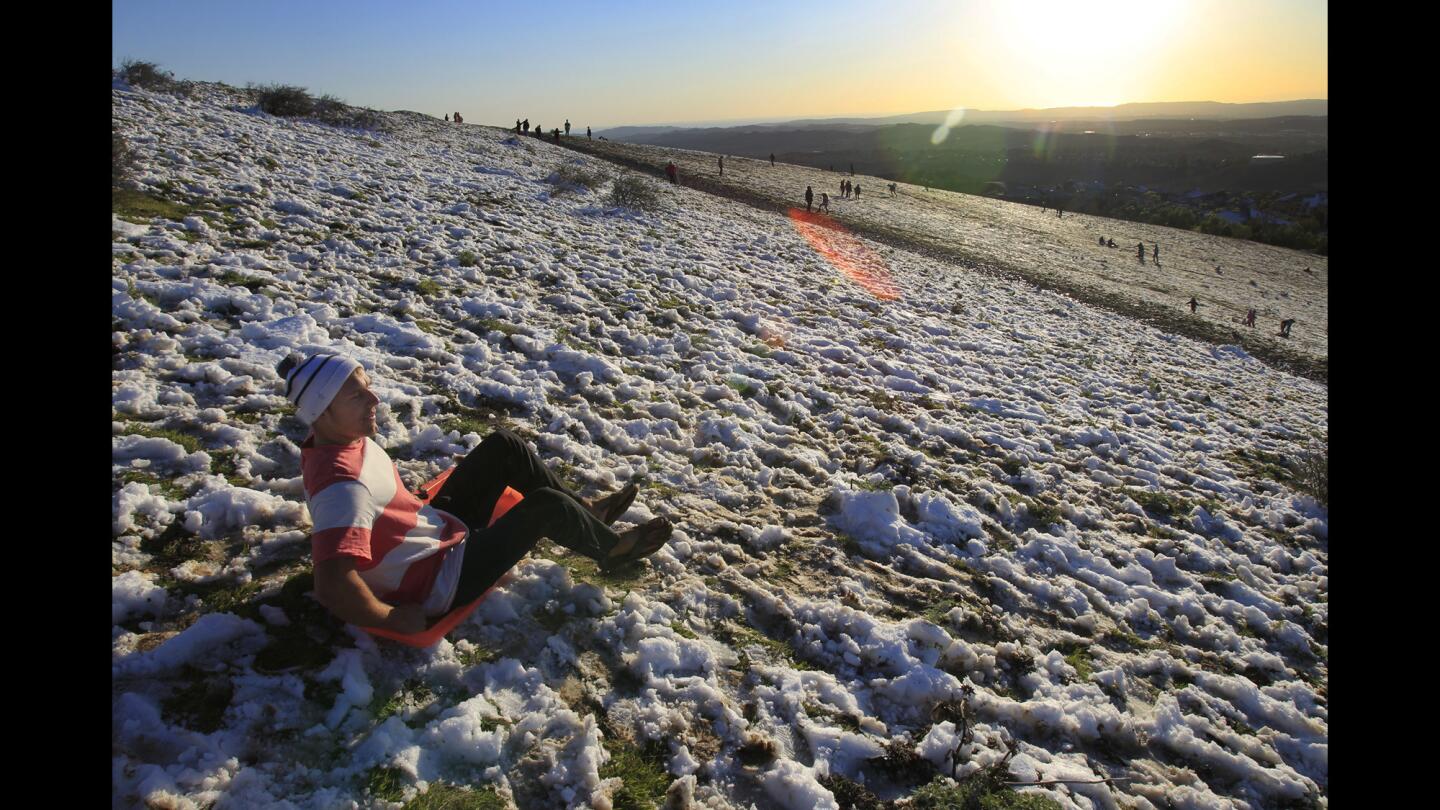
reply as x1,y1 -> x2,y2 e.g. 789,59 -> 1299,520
112,81 -> 1327,809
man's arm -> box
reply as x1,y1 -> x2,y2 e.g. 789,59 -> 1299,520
313,556 -> 427,634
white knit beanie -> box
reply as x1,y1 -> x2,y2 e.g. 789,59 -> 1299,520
277,353 -> 362,424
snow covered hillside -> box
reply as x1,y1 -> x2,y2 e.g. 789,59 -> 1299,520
112,80 -> 1328,810
569,139 -> 1328,382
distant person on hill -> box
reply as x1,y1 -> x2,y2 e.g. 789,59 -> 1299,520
1278,318 -> 1296,338
854,184 -> 861,199
587,126 -> 592,140
1153,243 -> 1160,264
665,162 -> 678,185
1244,308 -> 1257,327
553,128 -> 561,143
523,119 -> 530,133
533,122 -> 542,138
805,185 -> 814,212
819,192 -> 830,213
1137,242 -> 1146,264
718,155 -> 724,177
516,119 -> 522,132
274,353 -> 670,636
454,112 -> 463,123
1055,203 -> 1063,219
565,119 -> 571,135
1099,236 -> 1106,246
1188,296 -> 1200,314
770,153 -> 776,167
889,182 -> 897,197
1108,238 -> 1116,248
445,113 -> 450,122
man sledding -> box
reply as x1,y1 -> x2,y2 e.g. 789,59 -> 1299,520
277,352 -> 673,637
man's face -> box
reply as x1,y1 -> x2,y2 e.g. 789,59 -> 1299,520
314,368 -> 379,442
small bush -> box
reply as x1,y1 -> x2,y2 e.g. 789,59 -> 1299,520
113,130 -> 136,187
457,250 -> 478,267
255,83 -> 315,117
118,59 -> 175,91
1291,437 -> 1328,508
607,173 -> 661,211
549,163 -> 606,194
312,93 -> 384,131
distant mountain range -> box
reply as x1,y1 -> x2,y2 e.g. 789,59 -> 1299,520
598,100 -> 1327,141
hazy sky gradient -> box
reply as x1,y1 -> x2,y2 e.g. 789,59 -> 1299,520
112,0 -> 1327,128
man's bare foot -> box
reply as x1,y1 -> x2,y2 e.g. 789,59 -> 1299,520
600,517 -> 673,571
586,483 -> 638,526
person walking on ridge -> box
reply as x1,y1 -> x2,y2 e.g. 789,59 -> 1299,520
665,162 -> 678,185
445,113 -> 450,122
819,192 -> 830,213
522,119 -> 529,133
854,183 -> 861,199
565,119 -> 571,135
554,128 -> 561,143
805,185 -> 814,212
1137,242 -> 1146,264
770,153 -> 776,167
1244,308 -> 1257,328
1152,243 -> 1160,266
1278,318 -> 1296,338
1188,296 -> 1200,314
718,155 -> 724,177
587,126 -> 592,140
516,119 -> 522,133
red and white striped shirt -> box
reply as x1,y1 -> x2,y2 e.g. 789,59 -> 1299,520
302,435 -> 468,615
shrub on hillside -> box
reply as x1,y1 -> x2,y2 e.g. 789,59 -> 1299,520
548,163 -> 606,194
607,173 -> 661,211
113,130 -> 136,187
255,84 -> 315,117
312,94 -> 384,131
117,59 -> 176,92
1291,437 -> 1327,508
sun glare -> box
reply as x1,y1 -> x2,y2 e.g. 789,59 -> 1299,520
981,0 -> 1190,108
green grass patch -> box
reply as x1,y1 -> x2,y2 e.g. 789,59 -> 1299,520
465,317 -> 521,337
909,773 -> 1064,810
726,377 -> 759,397
600,738 -> 671,810
1126,488 -> 1191,521
672,622 -> 698,640
457,250 -> 479,267
365,766 -> 407,802
717,620 -> 813,670
404,783 -> 506,809
257,156 -> 281,171
455,643 -> 500,668
207,450 -> 249,487
113,188 -> 194,223
1057,642 -> 1094,682
216,270 -> 266,292
121,422 -> 203,453
115,469 -> 189,500
415,278 -> 443,296
414,319 -> 444,335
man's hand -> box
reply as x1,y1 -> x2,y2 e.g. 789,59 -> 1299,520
385,604 -> 427,635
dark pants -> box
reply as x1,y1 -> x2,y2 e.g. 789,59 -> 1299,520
432,430 -> 620,606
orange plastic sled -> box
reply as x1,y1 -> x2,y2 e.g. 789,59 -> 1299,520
361,466 -> 524,648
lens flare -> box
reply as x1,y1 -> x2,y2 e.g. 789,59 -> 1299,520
930,108 -> 968,146
787,208 -> 899,301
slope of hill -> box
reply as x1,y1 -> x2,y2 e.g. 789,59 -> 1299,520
113,81 -> 1328,809
562,138 -> 1327,382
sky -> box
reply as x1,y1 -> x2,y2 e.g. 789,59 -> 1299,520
112,0 -> 1327,129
